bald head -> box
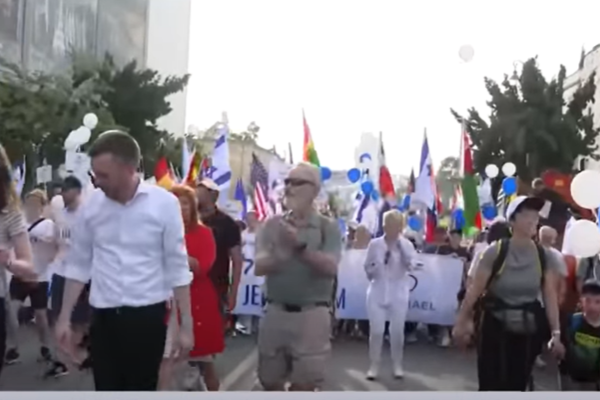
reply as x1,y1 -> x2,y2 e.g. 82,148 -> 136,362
539,226 -> 557,247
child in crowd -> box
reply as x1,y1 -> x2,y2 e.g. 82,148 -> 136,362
559,279 -> 600,391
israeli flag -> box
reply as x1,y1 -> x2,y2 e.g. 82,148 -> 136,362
206,124 -> 232,202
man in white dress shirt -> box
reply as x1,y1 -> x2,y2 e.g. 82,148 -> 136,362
55,131 -> 194,391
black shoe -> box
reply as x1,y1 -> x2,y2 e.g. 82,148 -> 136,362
43,361 -> 69,379
4,348 -> 20,365
39,346 -> 52,363
79,355 -> 93,371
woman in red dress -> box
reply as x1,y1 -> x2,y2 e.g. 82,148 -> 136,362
158,184 -> 224,391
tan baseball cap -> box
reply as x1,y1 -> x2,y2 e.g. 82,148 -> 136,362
197,178 -> 219,192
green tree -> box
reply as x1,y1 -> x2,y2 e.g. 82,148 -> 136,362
0,57 -> 115,182
436,156 -> 460,211
73,55 -> 190,175
451,57 -> 599,183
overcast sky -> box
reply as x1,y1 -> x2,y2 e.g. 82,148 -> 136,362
186,0 -> 600,175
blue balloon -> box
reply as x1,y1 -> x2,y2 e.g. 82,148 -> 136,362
407,215 -> 422,231
361,180 -> 374,196
402,194 -> 411,210
371,190 -> 380,201
481,203 -> 497,220
452,208 -> 465,229
320,166 -> 332,181
502,176 -> 517,196
347,168 -> 361,183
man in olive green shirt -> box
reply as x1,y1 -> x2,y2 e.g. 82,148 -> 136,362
255,162 -> 342,391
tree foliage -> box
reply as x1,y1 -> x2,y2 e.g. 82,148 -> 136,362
0,57 -> 116,175
436,156 -> 460,211
73,54 -> 190,174
451,57 -> 600,182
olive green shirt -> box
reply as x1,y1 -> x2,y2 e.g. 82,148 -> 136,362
257,212 -> 342,306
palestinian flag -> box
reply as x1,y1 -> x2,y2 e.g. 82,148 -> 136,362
302,110 -> 320,166
459,124 -> 482,231
154,157 -> 175,190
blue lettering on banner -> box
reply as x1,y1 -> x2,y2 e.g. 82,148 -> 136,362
409,300 -> 436,311
242,284 -> 266,307
243,258 -> 254,275
336,288 -> 346,310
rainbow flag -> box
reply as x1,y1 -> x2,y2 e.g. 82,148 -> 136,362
302,110 -> 320,166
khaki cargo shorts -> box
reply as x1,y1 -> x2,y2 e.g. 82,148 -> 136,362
257,303 -> 331,388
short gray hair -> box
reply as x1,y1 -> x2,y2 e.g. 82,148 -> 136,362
294,162 -> 321,190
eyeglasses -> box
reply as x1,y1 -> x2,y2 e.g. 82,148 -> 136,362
384,250 -> 391,265
284,178 -> 314,187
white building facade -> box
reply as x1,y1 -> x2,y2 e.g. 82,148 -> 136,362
563,44 -> 600,170
0,0 -> 191,135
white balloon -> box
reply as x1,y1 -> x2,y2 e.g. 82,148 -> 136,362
83,113 -> 98,130
485,164 -> 499,178
501,162 -> 517,177
571,169 -> 600,209
567,219 -> 600,258
458,45 -> 475,62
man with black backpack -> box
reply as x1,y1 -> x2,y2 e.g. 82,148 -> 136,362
453,195 -> 565,391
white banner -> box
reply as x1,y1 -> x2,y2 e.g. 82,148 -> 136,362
231,232 -> 265,316
335,253 -> 463,325
230,248 -> 463,324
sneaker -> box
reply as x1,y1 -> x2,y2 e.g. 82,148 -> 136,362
405,332 -> 418,344
393,365 -> 404,379
534,355 -> 546,369
39,346 -> 52,363
79,355 -> 93,371
438,332 -> 451,348
366,364 -> 379,381
4,348 -> 20,365
182,364 -> 202,391
43,361 -> 69,379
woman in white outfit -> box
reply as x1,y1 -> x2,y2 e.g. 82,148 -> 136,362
364,210 -> 419,380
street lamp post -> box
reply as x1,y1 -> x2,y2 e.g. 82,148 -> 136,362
510,60 -> 525,83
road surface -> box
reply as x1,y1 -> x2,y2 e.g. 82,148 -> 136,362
1,325 -> 560,391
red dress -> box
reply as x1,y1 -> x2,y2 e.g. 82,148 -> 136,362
186,223 -> 224,358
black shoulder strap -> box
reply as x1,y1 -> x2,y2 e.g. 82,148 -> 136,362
535,244 -> 547,271
535,243 -> 547,285
485,238 -> 510,289
28,218 -> 46,232
586,257 -> 595,281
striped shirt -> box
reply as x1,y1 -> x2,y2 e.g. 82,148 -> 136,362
0,208 -> 27,298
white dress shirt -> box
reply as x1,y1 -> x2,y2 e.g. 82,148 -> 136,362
63,183 -> 192,308
364,236 -> 418,307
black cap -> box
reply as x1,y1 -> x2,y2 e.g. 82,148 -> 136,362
62,176 -> 82,191
582,279 -> 600,295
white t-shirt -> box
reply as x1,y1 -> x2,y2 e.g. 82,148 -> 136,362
27,217 -> 57,282
51,206 -> 82,277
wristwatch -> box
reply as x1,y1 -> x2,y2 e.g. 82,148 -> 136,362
551,330 -> 561,338
295,242 -> 308,254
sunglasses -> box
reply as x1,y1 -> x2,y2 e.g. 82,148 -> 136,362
384,250 -> 391,265
284,178 -> 314,187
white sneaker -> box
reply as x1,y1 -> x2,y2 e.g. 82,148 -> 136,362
366,364 -> 379,380
393,365 -> 404,379
438,332 -> 451,348
535,356 -> 546,369
405,332 -> 418,343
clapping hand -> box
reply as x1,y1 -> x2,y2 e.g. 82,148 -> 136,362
279,218 -> 300,248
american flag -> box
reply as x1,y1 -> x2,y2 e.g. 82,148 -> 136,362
250,153 -> 271,221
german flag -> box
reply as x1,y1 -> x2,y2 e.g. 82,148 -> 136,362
154,157 -> 174,190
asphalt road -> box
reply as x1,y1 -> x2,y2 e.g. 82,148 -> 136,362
0,325 -> 560,391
